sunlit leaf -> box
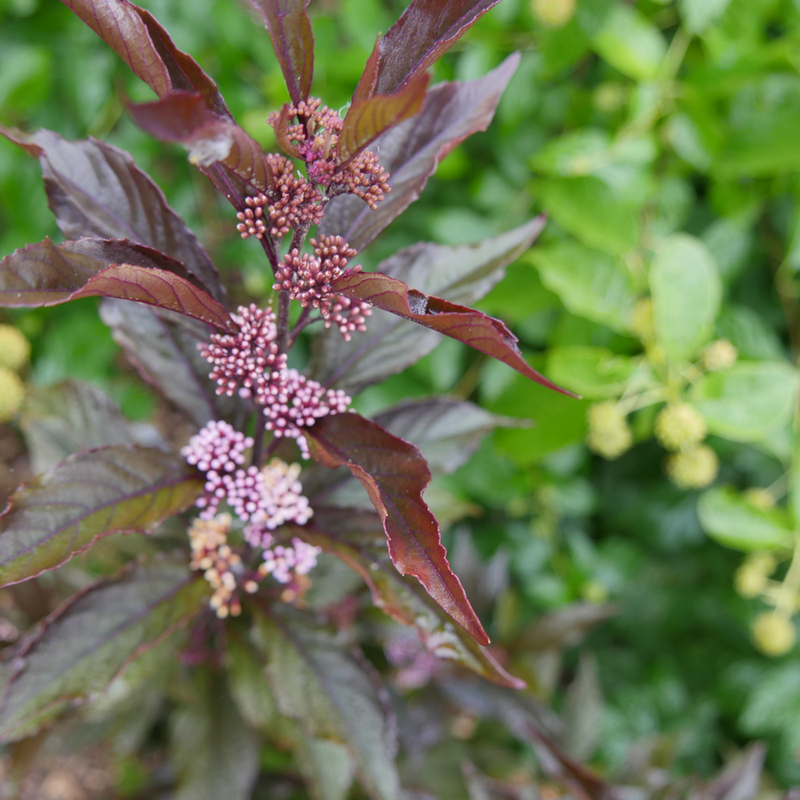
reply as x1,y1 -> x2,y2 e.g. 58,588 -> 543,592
545,347 -> 639,399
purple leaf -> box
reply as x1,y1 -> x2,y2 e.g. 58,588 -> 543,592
304,412 -> 489,646
0,445 -> 203,586
60,0 -> 230,117
352,35 -> 381,105
128,92 -> 274,193
374,0 -> 505,96
332,271 -> 573,396
0,126 -> 225,304
0,562 -> 208,742
320,54 -> 519,250
301,508 -> 524,689
0,238 -> 232,330
247,0 -> 314,106
338,72 -> 429,164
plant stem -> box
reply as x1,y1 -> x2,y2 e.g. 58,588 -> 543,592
276,290 -> 291,355
289,306 -> 320,345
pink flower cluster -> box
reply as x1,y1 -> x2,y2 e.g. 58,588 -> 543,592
257,535 -> 322,585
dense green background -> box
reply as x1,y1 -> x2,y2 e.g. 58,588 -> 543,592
2,0 -> 800,789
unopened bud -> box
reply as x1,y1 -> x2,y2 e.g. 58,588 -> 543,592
0,326 -> 30,371
744,488 -> 774,510
586,401 -> 633,460
665,444 -> 718,489
655,403 -> 706,451
701,339 -> 737,372
751,611 -> 796,657
0,366 -> 25,422
630,298 -> 655,343
531,0 -> 575,27
734,564 -> 768,599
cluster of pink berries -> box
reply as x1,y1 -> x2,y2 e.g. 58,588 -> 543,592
256,534 -> 322,585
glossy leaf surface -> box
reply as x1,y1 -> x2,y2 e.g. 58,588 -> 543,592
0,563 -> 208,742
0,446 -> 203,586
247,0 -> 314,105
320,55 -> 519,250
373,0 -> 505,95
0,126 -> 225,302
332,271 -> 571,396
305,412 -> 488,645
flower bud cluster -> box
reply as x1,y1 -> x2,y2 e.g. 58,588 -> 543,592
257,535 -> 322,584
0,324 -> 29,423
701,339 -> 738,372
586,401 -> 633,460
664,444 -> 718,490
751,610 -> 796,657
654,403 -> 718,489
734,552 -> 777,599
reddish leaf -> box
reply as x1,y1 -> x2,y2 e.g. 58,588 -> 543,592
374,0 -> 505,95
332,271 -> 574,396
304,412 -> 488,646
320,54 -> 519,250
0,126 -> 225,303
60,0 -> 230,117
338,73 -> 429,164
274,104 -> 300,159
70,265 -> 234,331
247,0 -> 314,105
0,446 -> 203,587
352,35 -> 382,105
301,509 -> 524,689
128,92 -> 274,193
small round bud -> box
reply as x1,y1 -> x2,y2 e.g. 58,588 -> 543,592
629,298 -> 655,343
751,611 -> 796,657
586,401 -> 633,460
665,444 -> 718,490
531,0 -> 575,27
654,403 -> 707,451
0,326 -> 30,371
701,339 -> 737,372
582,580 -> 609,604
744,488 -> 775,510
734,564 -> 768,599
0,366 -> 25,422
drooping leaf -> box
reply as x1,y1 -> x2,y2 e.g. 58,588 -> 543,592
59,0 -> 230,117
99,299 -> 219,427
320,55 -> 519,251
698,487 -> 794,552
0,445 -> 203,586
0,562 -> 208,742
21,380 -> 163,474
171,671 -> 260,800
373,0 -> 506,96
0,126 -> 225,303
338,73 -> 429,164
332,271 -> 572,396
255,610 -> 401,800
305,412 -> 489,645
301,508 -> 524,689
650,234 -> 722,362
247,0 -> 314,105
691,361 -> 798,442
313,217 -> 545,392
128,92 -> 274,193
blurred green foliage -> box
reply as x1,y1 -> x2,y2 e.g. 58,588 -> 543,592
3,0 -> 800,788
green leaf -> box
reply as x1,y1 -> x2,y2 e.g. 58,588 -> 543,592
697,487 -> 794,552
535,177 -> 639,255
255,611 -> 401,800
296,732 -> 356,800
678,0 -> 732,34
546,347 -> 639,399
591,5 -> 667,81
530,130 -> 611,176
0,563 -> 208,742
650,234 -> 721,362
0,445 -> 203,586
170,671 -> 259,800
691,362 -> 799,442
226,638 -> 280,732
527,242 -> 636,331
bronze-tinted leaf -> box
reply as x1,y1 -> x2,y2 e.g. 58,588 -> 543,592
0,562 -> 208,742
338,73 -> 429,164
320,54 -> 519,250
128,92 -> 274,193
374,0 -> 505,95
0,446 -> 203,586
352,35 -> 381,105
332,271 -> 573,395
247,0 -> 314,105
304,412 -> 489,645
0,126 -> 225,303
301,509 -> 524,689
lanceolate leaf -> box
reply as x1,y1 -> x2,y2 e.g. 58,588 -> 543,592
247,0 -> 314,105
60,0 -> 230,117
300,509 -> 524,689
304,412 -> 489,645
338,73 -> 429,164
0,126 -> 225,303
373,0 -> 505,95
320,54 -> 519,250
0,563 -> 208,742
312,217 -> 545,392
128,92 -> 274,193
0,446 -> 203,586
333,271 -> 572,396
255,611 -> 401,800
